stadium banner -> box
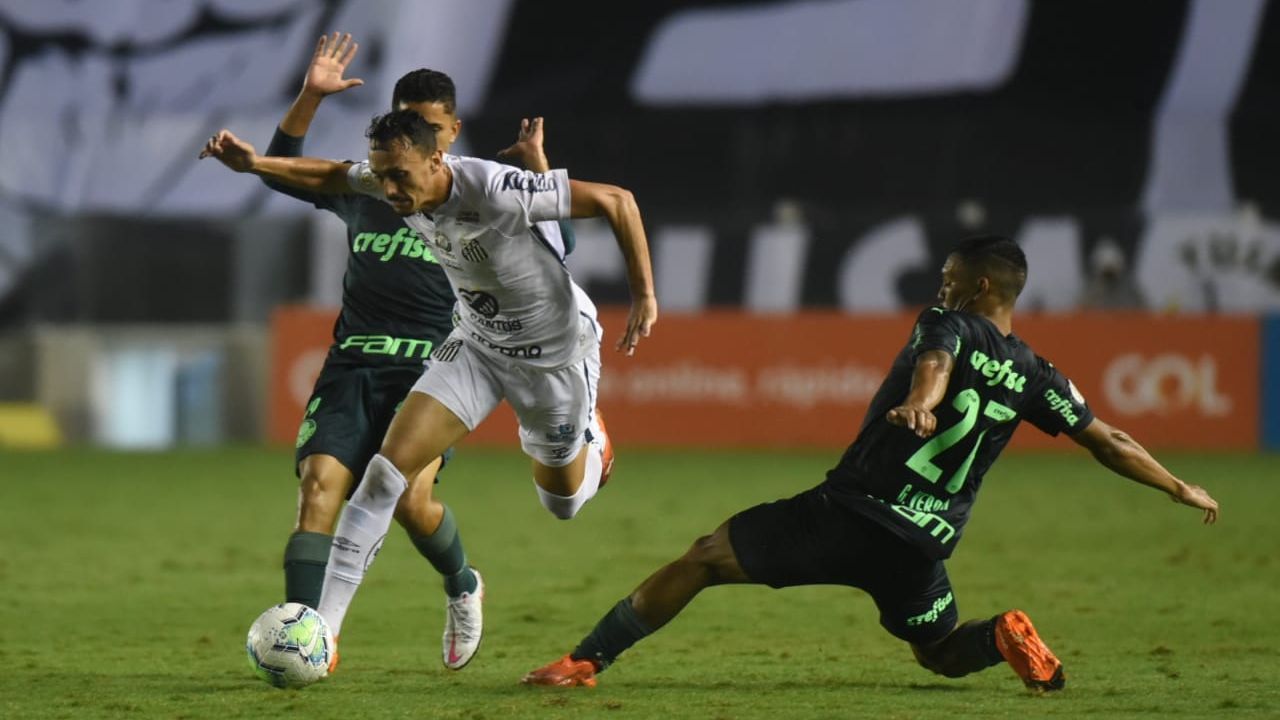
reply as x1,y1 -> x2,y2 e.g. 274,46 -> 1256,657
1264,314 -> 1280,450
270,308 -> 1260,450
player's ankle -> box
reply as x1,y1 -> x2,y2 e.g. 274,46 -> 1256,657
444,566 -> 478,598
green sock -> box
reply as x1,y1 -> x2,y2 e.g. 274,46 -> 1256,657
409,505 -> 477,598
570,597 -> 653,670
283,531 -> 332,608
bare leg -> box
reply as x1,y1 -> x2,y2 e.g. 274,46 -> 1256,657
629,522 -> 749,629
562,521 -> 751,671
296,454 -> 355,533
283,454 -> 356,607
393,457 -> 446,535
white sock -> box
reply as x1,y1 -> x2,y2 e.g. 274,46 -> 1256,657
534,443 -> 602,520
317,454 -> 407,636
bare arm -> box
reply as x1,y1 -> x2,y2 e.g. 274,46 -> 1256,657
1071,417 -> 1219,524
279,32 -> 364,139
262,33 -> 364,204
568,179 -> 657,355
200,130 -> 352,195
885,349 -> 955,437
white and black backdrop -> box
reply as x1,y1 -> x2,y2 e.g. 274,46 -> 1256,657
1,0 -> 1277,321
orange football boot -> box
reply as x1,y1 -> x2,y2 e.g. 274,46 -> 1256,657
521,654 -> 600,688
327,635 -> 340,675
994,610 -> 1065,692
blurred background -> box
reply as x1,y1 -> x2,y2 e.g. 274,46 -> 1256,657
0,0 -> 1277,453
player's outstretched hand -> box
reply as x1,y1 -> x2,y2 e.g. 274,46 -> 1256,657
497,117 -> 550,170
304,32 -> 364,97
617,294 -> 657,356
1171,481 -> 1219,524
887,405 -> 937,438
199,130 -> 257,172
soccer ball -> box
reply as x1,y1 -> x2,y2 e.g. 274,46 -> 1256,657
245,603 -> 334,688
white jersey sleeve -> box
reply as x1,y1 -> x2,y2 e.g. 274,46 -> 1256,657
346,161 -> 384,198
482,167 -> 571,224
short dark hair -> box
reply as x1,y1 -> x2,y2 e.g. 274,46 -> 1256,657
391,69 -> 457,113
365,110 -> 438,154
951,235 -> 1028,299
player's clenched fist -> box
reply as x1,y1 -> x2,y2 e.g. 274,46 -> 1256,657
886,404 -> 937,438
199,130 -> 258,173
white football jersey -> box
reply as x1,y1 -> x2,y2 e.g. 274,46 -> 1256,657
347,155 -> 598,369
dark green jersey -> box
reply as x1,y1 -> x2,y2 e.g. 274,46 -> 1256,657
265,129 -> 455,366
824,307 -> 1094,559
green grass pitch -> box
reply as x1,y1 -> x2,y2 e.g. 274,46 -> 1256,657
1,447 -> 1276,719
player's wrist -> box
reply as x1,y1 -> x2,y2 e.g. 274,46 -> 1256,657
296,86 -> 329,105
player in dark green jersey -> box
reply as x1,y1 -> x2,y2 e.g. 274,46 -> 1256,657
522,235 -> 1219,692
268,33 -> 566,671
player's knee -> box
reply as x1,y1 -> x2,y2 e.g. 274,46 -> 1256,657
683,533 -> 732,583
299,471 -> 337,502
359,453 -> 410,503
297,466 -> 348,524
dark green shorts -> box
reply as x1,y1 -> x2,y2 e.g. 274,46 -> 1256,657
728,485 -> 957,646
294,362 -> 448,492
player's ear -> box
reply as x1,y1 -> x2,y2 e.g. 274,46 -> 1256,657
974,276 -> 991,301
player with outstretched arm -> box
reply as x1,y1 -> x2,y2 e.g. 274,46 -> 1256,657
201,109 -> 656,671
521,235 -> 1218,692
261,33 -> 578,671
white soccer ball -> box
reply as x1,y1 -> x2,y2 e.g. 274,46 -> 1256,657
245,603 -> 334,688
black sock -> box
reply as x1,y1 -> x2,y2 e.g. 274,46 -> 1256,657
570,597 -> 653,670
283,531 -> 332,608
409,505 -> 477,597
915,617 -> 1006,678
980,615 -> 1005,665
943,617 -> 1006,673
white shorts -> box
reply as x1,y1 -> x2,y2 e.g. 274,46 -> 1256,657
411,328 -> 602,467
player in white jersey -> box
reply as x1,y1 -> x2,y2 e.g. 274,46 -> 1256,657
347,154 -> 597,368
201,108 -> 656,670
266,34 -> 585,673
391,66 -> 579,266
